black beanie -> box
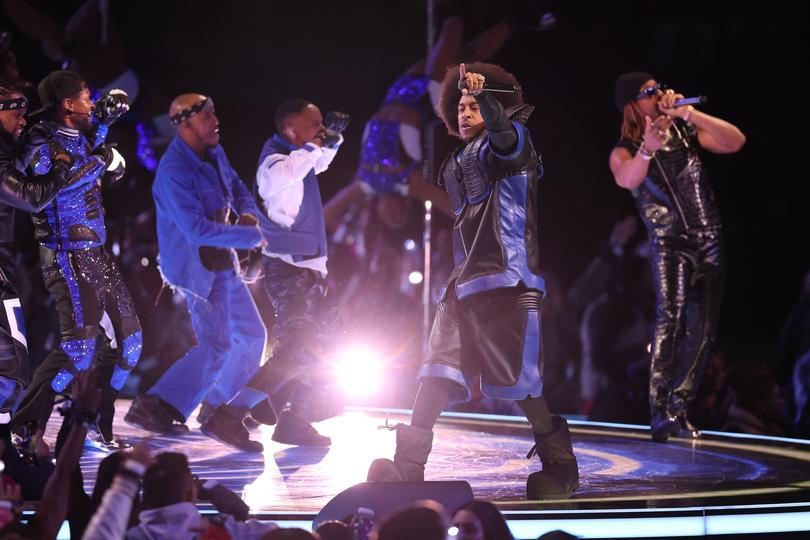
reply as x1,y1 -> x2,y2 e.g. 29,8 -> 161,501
615,72 -> 654,112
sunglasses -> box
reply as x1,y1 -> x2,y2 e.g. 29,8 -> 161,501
636,82 -> 668,100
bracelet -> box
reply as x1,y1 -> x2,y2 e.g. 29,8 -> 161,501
638,145 -> 655,161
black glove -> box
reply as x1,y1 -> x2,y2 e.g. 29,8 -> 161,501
315,127 -> 341,149
92,143 -> 126,182
93,89 -> 131,126
325,111 -> 350,133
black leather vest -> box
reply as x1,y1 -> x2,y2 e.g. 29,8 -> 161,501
617,121 -> 721,236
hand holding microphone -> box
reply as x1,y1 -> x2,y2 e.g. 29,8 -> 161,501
93,89 -> 131,126
458,63 -> 522,94
459,63 -> 485,96
658,88 -> 706,120
325,111 -> 350,133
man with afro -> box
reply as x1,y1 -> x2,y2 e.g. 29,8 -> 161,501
368,63 -> 578,500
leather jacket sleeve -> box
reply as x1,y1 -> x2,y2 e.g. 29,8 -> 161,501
0,142 -> 72,212
475,91 -> 518,154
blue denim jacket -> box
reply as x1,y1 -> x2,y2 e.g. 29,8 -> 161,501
152,136 -> 262,297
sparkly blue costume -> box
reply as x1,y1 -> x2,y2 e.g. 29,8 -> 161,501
357,75 -> 430,195
12,120 -> 142,439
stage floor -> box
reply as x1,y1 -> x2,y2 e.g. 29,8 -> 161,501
54,402 -> 810,537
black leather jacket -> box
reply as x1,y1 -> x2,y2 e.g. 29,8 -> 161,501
438,93 -> 546,300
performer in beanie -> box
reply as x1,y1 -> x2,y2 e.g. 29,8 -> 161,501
0,77 -> 93,421
11,70 -> 135,448
367,63 -> 579,500
609,72 -> 745,441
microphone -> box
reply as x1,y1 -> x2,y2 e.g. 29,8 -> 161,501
458,80 -> 522,94
674,96 -> 707,107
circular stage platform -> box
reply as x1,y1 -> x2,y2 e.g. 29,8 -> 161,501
72,403 -> 810,538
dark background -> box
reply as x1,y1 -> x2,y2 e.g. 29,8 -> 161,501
5,0 -> 808,362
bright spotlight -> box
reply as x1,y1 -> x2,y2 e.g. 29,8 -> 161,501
335,345 -> 383,397
404,239 -> 417,251
408,271 -> 423,284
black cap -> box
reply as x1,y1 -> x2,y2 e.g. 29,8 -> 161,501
31,70 -> 86,116
615,72 -> 655,112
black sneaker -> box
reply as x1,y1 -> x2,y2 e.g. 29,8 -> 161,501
272,410 -> 331,447
124,395 -> 190,435
200,405 -> 263,453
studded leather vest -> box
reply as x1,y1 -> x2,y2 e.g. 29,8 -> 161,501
617,121 -> 721,237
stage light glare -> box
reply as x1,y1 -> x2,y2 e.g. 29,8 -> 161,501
408,271 -> 423,284
404,239 -> 417,251
336,345 -> 383,397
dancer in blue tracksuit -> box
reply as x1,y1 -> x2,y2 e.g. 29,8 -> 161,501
11,70 -> 135,448
125,93 -> 314,452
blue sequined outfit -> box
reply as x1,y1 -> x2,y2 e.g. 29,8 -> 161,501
12,120 -> 142,439
26,122 -> 108,250
357,75 -> 430,196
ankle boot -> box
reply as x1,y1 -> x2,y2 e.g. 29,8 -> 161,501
367,424 -> 433,482
200,404 -> 263,453
650,409 -> 680,442
526,415 -> 579,499
677,412 -> 701,439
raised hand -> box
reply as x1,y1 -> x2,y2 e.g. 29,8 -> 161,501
315,127 -> 341,148
325,111 -> 350,133
459,63 -> 485,96
94,89 -> 131,126
657,88 -> 689,119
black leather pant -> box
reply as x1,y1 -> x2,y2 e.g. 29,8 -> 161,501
13,247 -> 141,439
245,258 -> 338,413
648,229 -> 724,416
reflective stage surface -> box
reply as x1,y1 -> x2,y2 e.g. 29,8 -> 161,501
56,403 -> 810,537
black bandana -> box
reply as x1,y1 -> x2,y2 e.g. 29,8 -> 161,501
170,97 -> 212,126
0,97 -> 27,111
